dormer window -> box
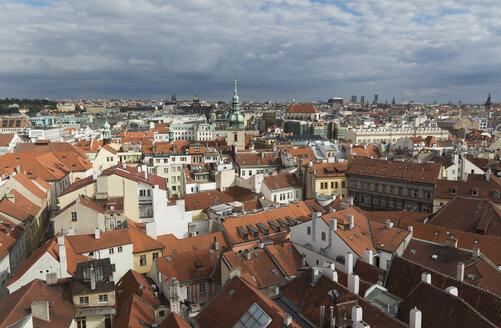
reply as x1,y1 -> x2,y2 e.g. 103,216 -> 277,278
451,188 -> 457,194
493,190 -> 500,199
472,188 -> 478,196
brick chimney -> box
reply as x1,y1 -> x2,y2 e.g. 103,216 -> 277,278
456,262 -> 465,281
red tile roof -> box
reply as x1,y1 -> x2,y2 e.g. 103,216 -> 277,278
66,229 -> 133,254
157,232 -> 229,256
127,221 -> 164,253
183,186 -> 260,212
156,248 -> 220,283
196,276 -> 301,328
0,279 -> 76,328
286,104 -> 319,114
347,158 -> 441,184
263,173 -> 301,191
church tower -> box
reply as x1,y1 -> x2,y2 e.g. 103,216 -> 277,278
486,93 -> 493,111
103,120 -> 112,145
226,79 -> 245,151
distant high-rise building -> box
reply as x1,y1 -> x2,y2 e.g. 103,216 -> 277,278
360,95 -> 367,104
351,95 -> 357,103
373,94 -> 379,104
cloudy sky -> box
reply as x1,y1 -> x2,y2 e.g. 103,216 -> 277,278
0,0 -> 499,103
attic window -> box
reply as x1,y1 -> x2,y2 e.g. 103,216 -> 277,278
493,191 -> 500,199
451,188 -> 457,194
472,188 -> 478,196
166,256 -> 172,263
409,249 -> 416,254
432,254 -> 438,259
474,240 -> 479,245
467,273 -> 475,280
434,231 -> 439,236
271,269 -> 279,277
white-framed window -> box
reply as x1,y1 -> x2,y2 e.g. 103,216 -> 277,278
76,317 -> 86,328
79,296 -> 89,304
71,212 -> 77,222
140,255 -> 147,266
98,294 -> 108,303
117,246 -> 123,253
109,248 -> 114,255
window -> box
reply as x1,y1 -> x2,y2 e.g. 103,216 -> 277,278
109,248 -> 114,255
98,294 -> 108,303
111,264 -> 116,272
140,255 -> 147,266
153,252 -> 159,261
164,168 -> 168,173
307,226 -> 311,235
321,232 -> 326,241
79,296 -> 89,304
71,212 -> 77,222
199,282 -> 207,294
331,182 -> 334,189
117,246 -> 123,253
76,317 -> 87,328
158,310 -> 166,318
139,190 -> 146,197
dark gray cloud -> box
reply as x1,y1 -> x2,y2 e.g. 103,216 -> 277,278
0,0 -> 500,103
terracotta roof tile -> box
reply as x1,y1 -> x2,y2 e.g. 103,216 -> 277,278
196,276 -> 301,328
156,248 -> 220,283
157,232 -> 229,256
286,103 -> 319,114
159,312 -> 191,328
308,161 -> 349,177
127,221 -> 164,253
183,186 -> 260,212
263,173 -> 301,191
347,158 -> 441,184
115,269 -> 162,310
0,279 -> 76,328
66,229 -> 132,254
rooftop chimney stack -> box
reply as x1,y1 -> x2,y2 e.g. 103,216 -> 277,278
283,313 -> 292,327
421,272 -> 431,284
31,300 -> 50,322
311,267 -> 321,286
348,273 -> 359,295
347,214 -> 354,230
330,218 -> 337,232
345,252 -> 354,274
445,286 -> 458,296
386,219 -> 394,229
323,262 -> 338,282
95,227 -> 101,240
363,249 -> 373,265
352,305 -> 363,323
410,307 -> 422,328
58,236 -> 67,278
472,247 -> 480,258
90,265 -> 96,290
456,262 -> 465,282
301,254 -> 306,268
244,250 -> 252,261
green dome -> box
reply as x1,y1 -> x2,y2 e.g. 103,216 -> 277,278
103,120 -> 110,129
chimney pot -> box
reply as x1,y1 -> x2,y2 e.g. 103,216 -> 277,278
352,305 -> 363,323
95,227 -> 101,240
456,262 -> 465,281
283,313 -> 292,327
345,252 -> 354,274
421,272 -> 431,284
410,307 -> 422,328
348,273 -> 359,295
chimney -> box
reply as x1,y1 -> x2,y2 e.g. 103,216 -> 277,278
456,262 -> 465,281
320,305 -> 325,328
363,249 -> 373,265
323,262 -> 338,282
95,227 -> 101,240
31,300 -> 50,322
283,313 -> 292,327
330,218 -> 337,231
244,250 -> 252,261
58,237 -> 67,277
445,236 -> 458,248
472,247 -> 480,259
386,219 -> 393,229
213,241 -> 220,251
311,267 -> 321,286
301,254 -> 306,268
90,265 -> 96,290
421,272 -> 431,284
445,286 -> 458,296
352,305 -> 363,323
345,252 -> 354,274
485,168 -> 491,181
347,214 -> 354,230
348,273 -> 359,295
410,307 -> 422,328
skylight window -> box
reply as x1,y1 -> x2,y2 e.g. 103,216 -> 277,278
233,303 -> 272,328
